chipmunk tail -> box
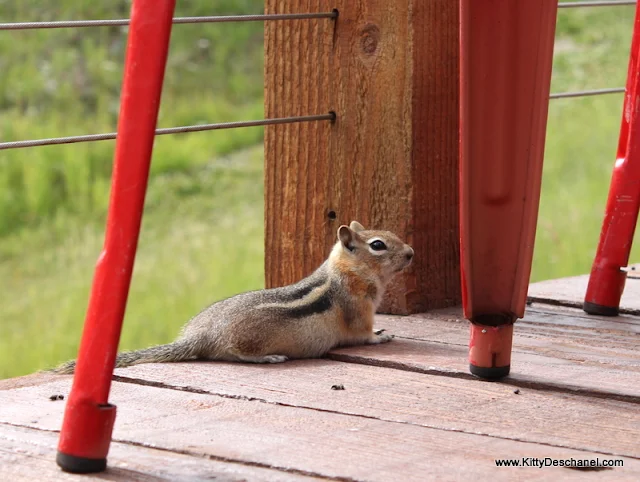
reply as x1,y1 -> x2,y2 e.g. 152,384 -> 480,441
49,340 -> 199,375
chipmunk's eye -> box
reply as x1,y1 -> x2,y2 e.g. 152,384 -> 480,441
369,240 -> 387,251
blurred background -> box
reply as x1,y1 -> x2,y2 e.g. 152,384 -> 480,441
0,0 -> 638,378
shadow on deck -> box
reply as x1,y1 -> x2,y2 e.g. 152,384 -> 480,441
1,272 -> 639,481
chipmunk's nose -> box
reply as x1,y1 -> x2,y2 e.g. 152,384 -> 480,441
405,248 -> 414,261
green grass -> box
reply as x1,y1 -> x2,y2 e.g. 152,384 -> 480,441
1,3 -> 640,378
534,4 -> 639,279
0,145 -> 265,379
0,0 -> 265,234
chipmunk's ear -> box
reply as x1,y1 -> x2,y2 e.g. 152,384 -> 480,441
349,221 -> 365,233
338,225 -> 355,251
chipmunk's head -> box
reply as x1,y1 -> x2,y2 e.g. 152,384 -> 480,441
332,220 -> 414,284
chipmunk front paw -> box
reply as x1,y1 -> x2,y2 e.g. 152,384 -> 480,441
261,355 -> 289,363
236,354 -> 289,364
367,332 -> 394,344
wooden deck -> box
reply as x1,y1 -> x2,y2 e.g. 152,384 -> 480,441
1,273 -> 639,481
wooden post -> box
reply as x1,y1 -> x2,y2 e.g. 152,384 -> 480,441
264,0 -> 459,314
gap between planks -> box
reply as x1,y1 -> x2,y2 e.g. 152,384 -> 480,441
327,306 -> 640,403
528,269 -> 640,316
527,297 -> 640,317
2,376 -> 638,481
118,348 -> 640,406
0,423 -> 331,482
110,370 -> 640,460
2,297 -> 638,479
326,348 -> 640,405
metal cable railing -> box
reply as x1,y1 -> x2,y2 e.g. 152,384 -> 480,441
0,4 -> 633,150
0,11 -> 338,30
2,2 -> 632,29
552,2 -> 633,98
558,1 -> 636,7
550,87 -> 626,99
1,83 -> 627,150
0,113 -> 336,151
0,11 -> 339,150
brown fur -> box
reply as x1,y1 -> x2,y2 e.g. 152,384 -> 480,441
51,220 -> 413,373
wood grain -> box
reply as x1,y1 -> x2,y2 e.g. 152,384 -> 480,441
0,424 -> 319,482
529,273 -> 640,314
3,295 -> 637,479
326,308 -> 640,398
112,359 -> 640,459
0,372 -> 56,391
1,379 -> 637,481
376,307 -> 640,369
264,0 -> 460,314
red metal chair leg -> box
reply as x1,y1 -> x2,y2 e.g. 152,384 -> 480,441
459,0 -> 558,379
584,5 -> 640,317
56,0 -> 176,473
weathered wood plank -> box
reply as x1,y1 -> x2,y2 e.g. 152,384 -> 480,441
322,308 -> 640,398
375,309 -> 640,370
329,338 -> 640,400
529,271 -> 640,314
111,360 -> 640,459
0,372 -> 55,391
516,305 -> 640,334
0,378 -> 636,481
0,424 -> 320,482
264,0 -> 460,314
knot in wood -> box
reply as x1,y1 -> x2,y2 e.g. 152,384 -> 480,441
360,24 -> 380,55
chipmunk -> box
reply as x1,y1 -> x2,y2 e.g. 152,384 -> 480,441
53,221 -> 413,373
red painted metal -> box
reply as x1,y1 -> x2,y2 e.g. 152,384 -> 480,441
584,4 -> 640,317
469,324 -> 513,374
56,0 -> 176,473
459,0 -> 558,379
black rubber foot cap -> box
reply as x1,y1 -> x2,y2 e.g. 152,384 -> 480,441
583,301 -> 619,317
470,364 -> 510,380
57,452 -> 107,473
